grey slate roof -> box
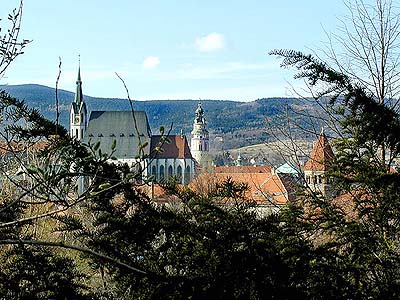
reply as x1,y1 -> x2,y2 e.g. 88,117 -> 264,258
83,111 -> 151,159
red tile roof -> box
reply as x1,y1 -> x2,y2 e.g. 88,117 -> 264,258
303,133 -> 334,171
215,166 -> 272,174
201,166 -> 290,205
0,141 -> 49,155
149,135 -> 193,159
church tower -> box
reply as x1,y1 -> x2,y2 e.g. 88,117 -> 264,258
303,128 -> 335,198
191,103 -> 210,167
70,64 -> 87,141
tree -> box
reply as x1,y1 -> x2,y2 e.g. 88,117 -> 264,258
0,0 -> 30,79
325,0 -> 400,107
270,48 -> 400,299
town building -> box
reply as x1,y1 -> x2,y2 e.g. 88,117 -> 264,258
302,129 -> 335,198
190,103 -> 212,169
69,67 -> 196,184
148,134 -> 195,184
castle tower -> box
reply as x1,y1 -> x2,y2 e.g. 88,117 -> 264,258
191,103 -> 210,167
69,64 -> 87,141
303,129 -> 335,198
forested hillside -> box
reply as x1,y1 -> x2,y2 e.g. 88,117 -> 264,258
0,84 -> 321,149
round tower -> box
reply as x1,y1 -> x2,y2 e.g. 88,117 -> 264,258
69,63 -> 87,141
191,103 -> 210,166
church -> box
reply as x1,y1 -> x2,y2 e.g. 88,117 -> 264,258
69,67 -> 210,184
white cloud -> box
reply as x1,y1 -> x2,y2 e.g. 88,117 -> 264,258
195,32 -> 225,52
143,56 -> 160,69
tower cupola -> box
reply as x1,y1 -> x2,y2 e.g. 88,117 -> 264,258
191,102 -> 210,167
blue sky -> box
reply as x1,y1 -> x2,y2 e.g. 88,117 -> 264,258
2,0 -> 355,101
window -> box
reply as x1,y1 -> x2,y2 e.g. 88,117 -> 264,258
184,166 -> 191,184
151,165 -> 157,181
75,129 -> 78,138
168,165 -> 173,178
177,166 -> 182,184
159,165 -> 165,181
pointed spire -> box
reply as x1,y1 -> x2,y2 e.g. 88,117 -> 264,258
303,129 -> 334,171
74,56 -> 83,105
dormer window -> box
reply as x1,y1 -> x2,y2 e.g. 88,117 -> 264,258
110,133 -> 116,137
120,133 -> 125,137
98,133 -> 103,137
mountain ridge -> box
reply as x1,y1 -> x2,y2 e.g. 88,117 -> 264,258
0,84 -> 316,149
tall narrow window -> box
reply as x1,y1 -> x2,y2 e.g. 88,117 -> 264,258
184,166 -> 191,184
168,165 -> 173,178
177,166 -> 182,184
151,165 -> 157,180
159,165 -> 165,181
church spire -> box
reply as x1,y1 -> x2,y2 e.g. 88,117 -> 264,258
70,56 -> 87,141
74,56 -> 83,105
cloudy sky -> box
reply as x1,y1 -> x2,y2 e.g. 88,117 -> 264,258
1,0 -> 356,101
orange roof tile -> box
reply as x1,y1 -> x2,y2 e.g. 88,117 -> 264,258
196,167 -> 290,205
303,132 -> 334,171
0,141 -> 49,155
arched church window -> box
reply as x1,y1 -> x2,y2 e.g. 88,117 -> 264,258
168,165 -> 173,178
184,166 -> 191,184
177,166 -> 182,184
151,165 -> 157,181
159,165 -> 165,181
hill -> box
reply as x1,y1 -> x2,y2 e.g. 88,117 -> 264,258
0,84 -> 321,149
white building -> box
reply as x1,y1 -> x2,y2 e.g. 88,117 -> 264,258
69,67 -> 196,184
190,103 -> 211,168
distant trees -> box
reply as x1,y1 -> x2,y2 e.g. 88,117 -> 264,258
2,69 -> 400,298
1,0 -> 400,299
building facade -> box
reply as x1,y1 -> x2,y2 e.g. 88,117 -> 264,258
69,67 -> 196,184
190,103 -> 211,168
